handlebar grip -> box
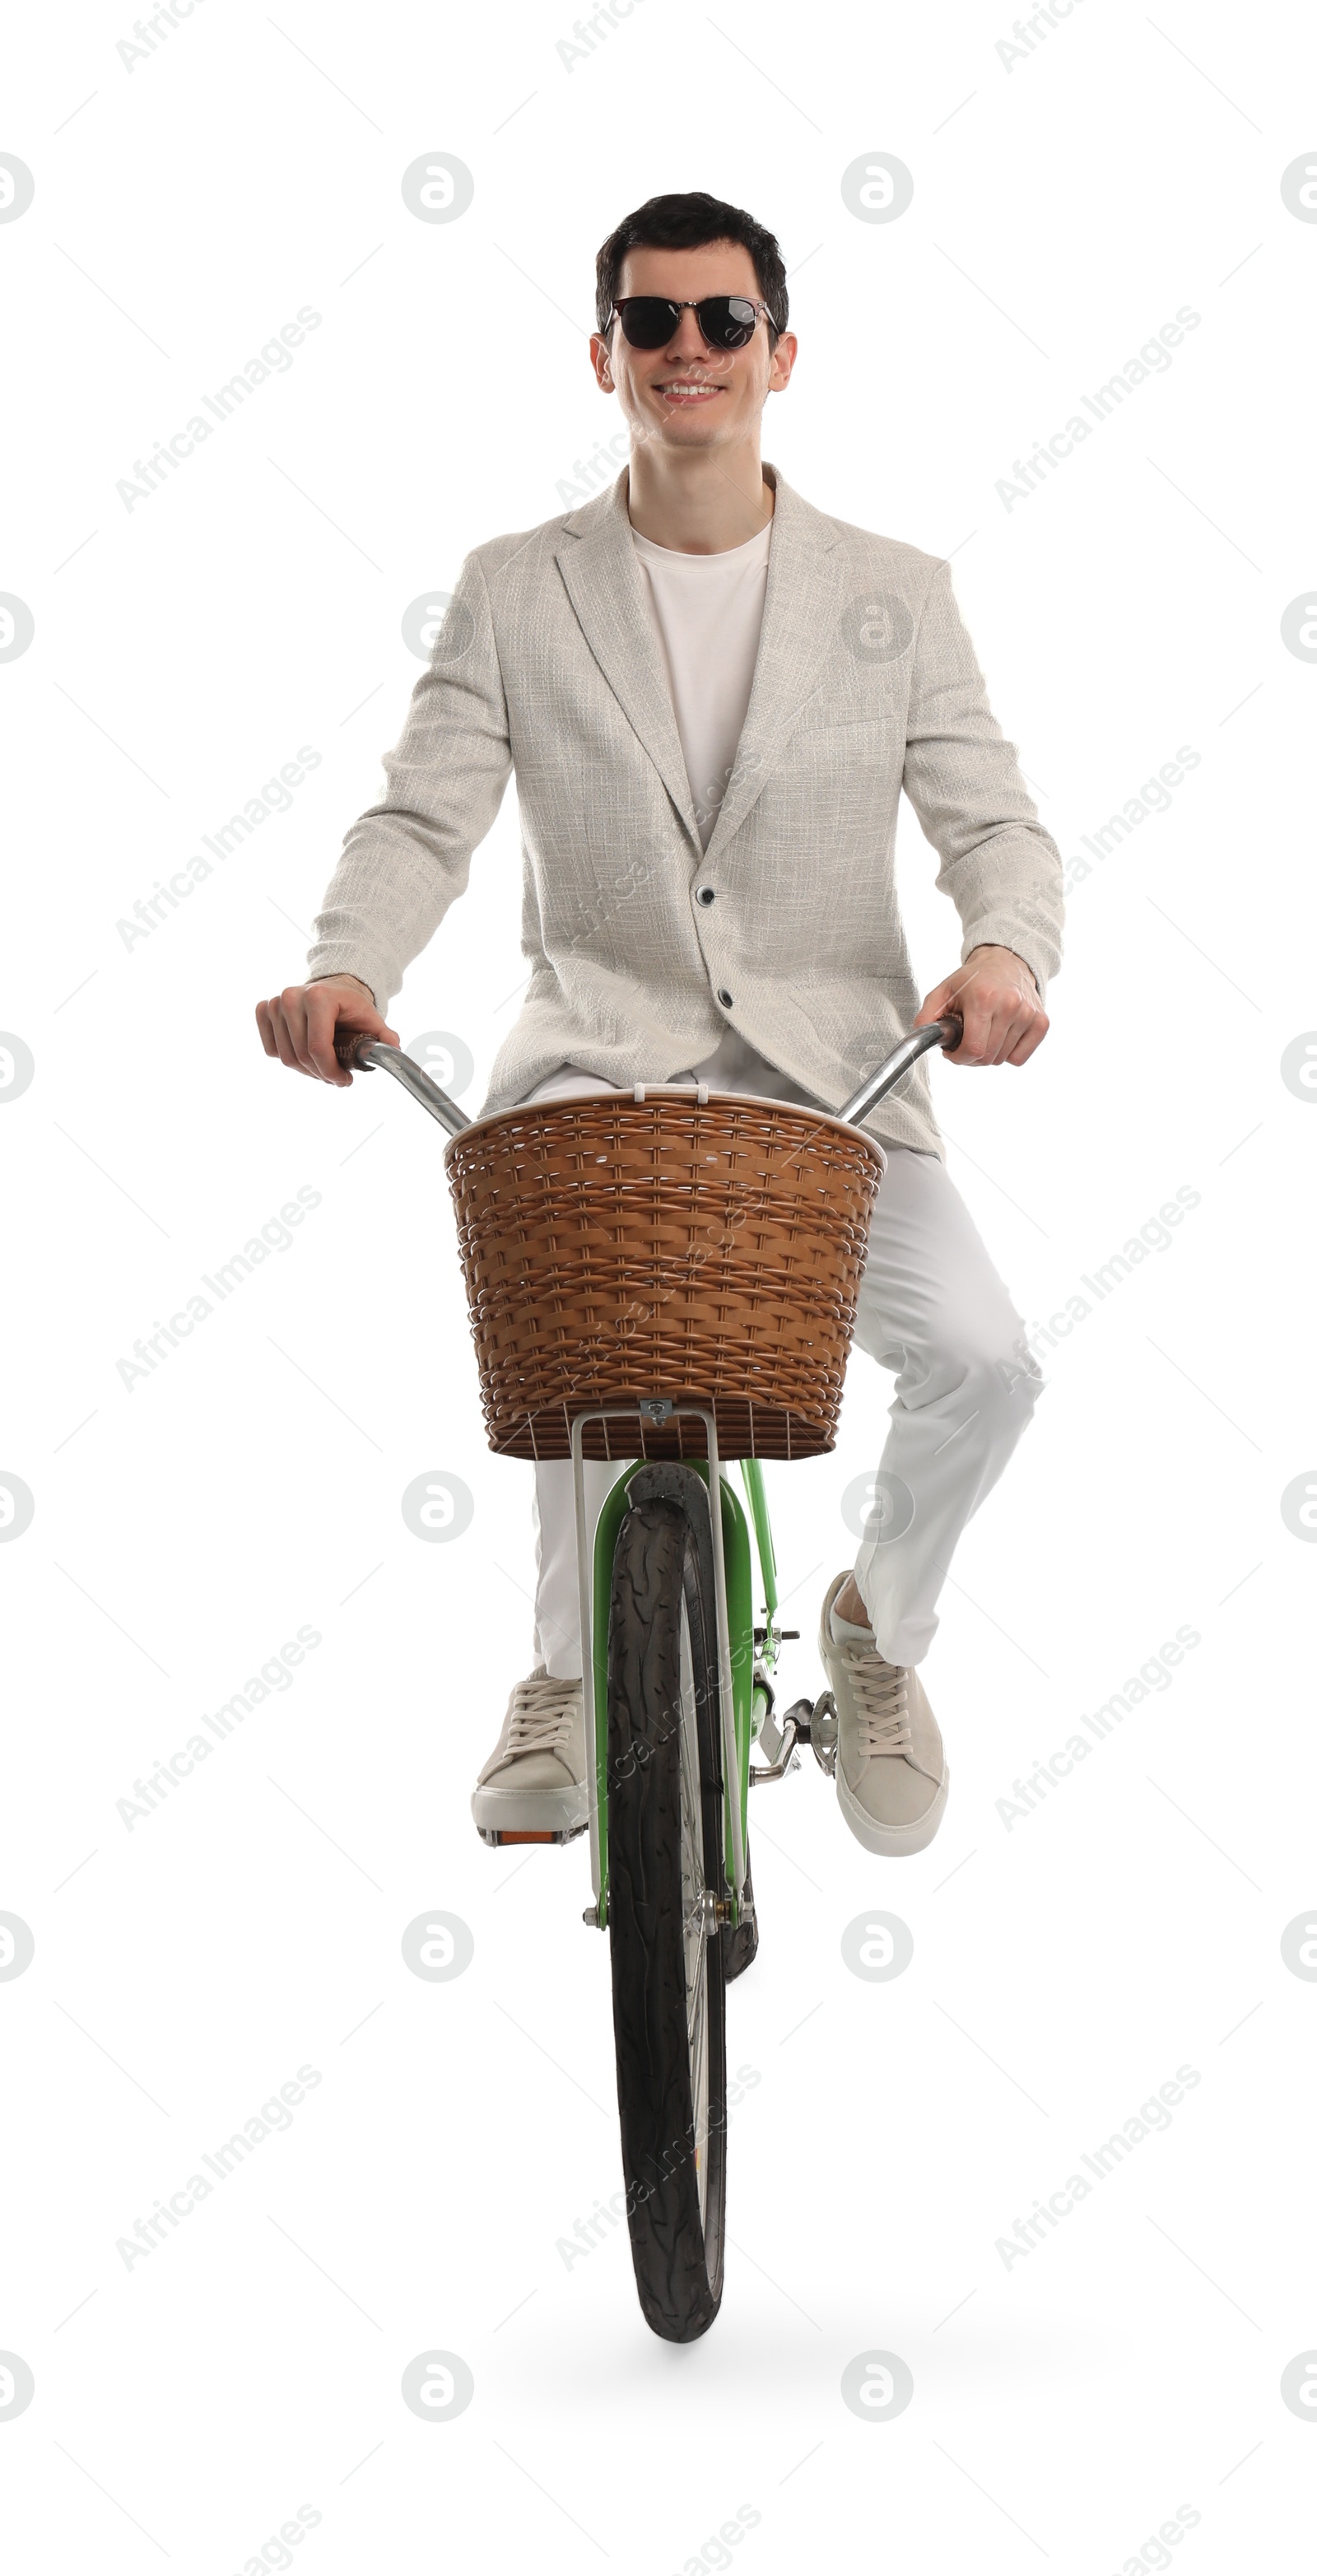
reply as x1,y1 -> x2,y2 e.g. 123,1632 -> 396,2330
333,1027 -> 375,1072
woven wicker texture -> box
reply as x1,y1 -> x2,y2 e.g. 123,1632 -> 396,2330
444,1091 -> 884,1461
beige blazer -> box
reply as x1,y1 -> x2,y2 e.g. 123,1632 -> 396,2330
307,463 -> 1063,1153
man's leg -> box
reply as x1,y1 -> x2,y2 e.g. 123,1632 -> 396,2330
819,1146 -> 1043,1856
472,1065 -> 635,1838
471,1454 -> 635,1841
845,1145 -> 1044,1661
513,1066 -> 638,1681
532,1457 -> 632,1679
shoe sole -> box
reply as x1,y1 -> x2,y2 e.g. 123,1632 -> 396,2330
474,1822 -> 588,1847
835,1762 -> 951,1857
470,1785 -> 589,1842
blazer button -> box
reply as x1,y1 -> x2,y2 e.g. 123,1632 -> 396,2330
717,987 -> 733,1009
696,886 -> 715,906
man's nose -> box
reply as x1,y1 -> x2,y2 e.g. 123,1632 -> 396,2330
663,311 -> 728,365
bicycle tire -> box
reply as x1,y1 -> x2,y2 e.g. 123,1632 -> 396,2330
606,1493 -> 728,2342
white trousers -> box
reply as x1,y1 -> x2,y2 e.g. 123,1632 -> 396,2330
525,1100 -> 1043,1678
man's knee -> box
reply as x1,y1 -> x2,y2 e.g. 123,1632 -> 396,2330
984,1319 -> 1045,1415
927,1310 -> 1045,1443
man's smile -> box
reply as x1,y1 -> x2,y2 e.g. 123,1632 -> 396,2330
654,377 -> 725,404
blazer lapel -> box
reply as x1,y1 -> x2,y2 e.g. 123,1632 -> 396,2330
553,462 -> 847,863
700,464 -> 845,864
555,474 -> 700,846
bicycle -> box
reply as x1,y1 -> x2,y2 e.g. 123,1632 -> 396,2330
336,1012 -> 961,2341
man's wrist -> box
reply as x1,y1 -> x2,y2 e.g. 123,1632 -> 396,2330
310,970 -> 375,999
969,943 -> 1038,996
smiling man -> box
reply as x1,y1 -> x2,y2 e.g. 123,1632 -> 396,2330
257,190 -> 1063,1866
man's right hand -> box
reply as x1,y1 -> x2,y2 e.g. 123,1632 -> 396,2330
255,973 -> 399,1089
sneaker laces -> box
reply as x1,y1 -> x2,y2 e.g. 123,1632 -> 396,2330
502,1671 -> 579,1761
835,1637 -> 912,1757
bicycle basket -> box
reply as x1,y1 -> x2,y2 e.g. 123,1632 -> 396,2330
444,1089 -> 884,1462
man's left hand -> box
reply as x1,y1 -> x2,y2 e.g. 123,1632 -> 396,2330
914,945 -> 1049,1066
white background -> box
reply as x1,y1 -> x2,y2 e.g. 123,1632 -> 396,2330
2,0 -> 1315,2567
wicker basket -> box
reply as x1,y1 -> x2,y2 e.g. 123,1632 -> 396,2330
444,1088 -> 884,1462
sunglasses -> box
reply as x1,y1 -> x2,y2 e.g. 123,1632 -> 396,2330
607,295 -> 773,352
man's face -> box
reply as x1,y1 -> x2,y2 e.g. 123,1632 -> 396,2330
590,238 -> 796,454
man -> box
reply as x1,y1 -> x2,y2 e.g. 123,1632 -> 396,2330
257,190 -> 1062,1863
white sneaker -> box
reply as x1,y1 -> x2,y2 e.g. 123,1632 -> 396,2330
817,1572 -> 949,1856
471,1668 -> 589,1844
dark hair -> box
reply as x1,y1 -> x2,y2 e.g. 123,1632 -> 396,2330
594,190 -> 788,343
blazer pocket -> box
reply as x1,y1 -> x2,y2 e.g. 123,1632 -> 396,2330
775,716 -> 895,771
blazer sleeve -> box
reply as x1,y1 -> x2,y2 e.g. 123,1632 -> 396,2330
305,548 -> 513,1007
901,557 -> 1063,999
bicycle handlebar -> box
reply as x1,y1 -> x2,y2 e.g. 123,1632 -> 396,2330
333,1011 -> 965,1141
836,1013 -> 963,1126
333,1031 -> 472,1136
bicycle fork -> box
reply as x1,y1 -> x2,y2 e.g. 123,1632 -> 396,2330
570,1400 -> 746,1935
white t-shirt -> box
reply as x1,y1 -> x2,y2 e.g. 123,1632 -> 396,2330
528,506 -> 822,1111
631,517 -> 771,855
634,516 -> 818,1106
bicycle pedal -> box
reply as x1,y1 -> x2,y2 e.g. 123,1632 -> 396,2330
809,1692 -> 839,1779
749,1701 -> 809,1786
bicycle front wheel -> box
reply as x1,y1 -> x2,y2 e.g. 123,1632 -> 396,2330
606,1492 -> 728,2342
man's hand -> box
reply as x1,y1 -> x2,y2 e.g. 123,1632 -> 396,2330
255,973 -> 399,1089
914,945 -> 1049,1067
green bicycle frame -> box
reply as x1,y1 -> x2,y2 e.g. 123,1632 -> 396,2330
589,1460 -> 777,1930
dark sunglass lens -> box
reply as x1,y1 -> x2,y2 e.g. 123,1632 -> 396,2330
618,298 -> 679,348
700,296 -> 756,348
